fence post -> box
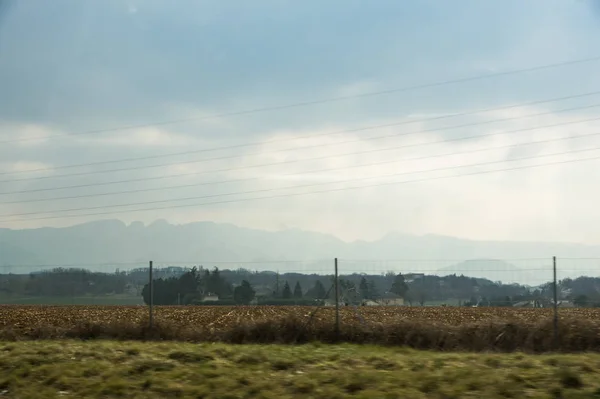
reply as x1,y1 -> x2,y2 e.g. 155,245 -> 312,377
334,258 -> 340,341
149,260 -> 154,329
553,256 -> 558,347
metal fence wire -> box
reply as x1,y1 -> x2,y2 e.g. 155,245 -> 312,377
3,256 -> 600,343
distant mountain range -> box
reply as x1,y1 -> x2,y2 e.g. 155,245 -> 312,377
1,219 -> 599,285
436,259 -> 544,286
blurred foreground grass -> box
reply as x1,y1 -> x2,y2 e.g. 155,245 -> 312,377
1,341 -> 600,398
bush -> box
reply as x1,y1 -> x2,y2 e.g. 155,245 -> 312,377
4,306 -> 600,353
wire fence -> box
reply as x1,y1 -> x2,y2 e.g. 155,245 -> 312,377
3,256 -> 600,343
1,257 -> 599,308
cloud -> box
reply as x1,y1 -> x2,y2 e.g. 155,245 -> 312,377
79,126 -> 198,148
0,122 -> 57,147
2,100 -> 600,244
0,161 -> 54,174
1,0 -> 600,246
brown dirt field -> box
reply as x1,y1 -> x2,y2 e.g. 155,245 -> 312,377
2,305 -> 600,352
2,305 -> 599,328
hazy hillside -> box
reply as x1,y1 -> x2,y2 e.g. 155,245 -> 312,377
1,220 -> 600,284
437,259 -> 545,286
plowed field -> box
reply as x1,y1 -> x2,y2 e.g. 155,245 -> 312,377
2,305 -> 600,331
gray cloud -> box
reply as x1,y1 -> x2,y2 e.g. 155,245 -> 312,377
2,0 -> 600,243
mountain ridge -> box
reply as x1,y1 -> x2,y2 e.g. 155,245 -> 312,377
1,220 -> 599,284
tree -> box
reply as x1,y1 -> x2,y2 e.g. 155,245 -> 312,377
368,279 -> 380,300
359,277 -> 369,299
481,296 -> 490,307
200,269 -> 211,295
338,279 -> 360,305
204,267 -> 233,299
405,285 -> 427,306
306,280 -> 327,299
282,281 -> 292,299
405,292 -> 414,306
573,294 -> 589,307
273,272 -> 281,298
141,268 -> 205,305
293,281 -> 303,299
234,280 -> 255,305
178,267 -> 201,301
142,277 -> 179,305
390,273 -> 409,297
180,268 -> 204,304
418,291 -> 427,306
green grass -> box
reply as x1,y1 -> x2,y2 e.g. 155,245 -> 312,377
1,341 -> 600,398
0,294 -> 143,305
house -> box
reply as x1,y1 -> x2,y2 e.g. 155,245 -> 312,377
557,300 -> 574,308
202,293 -> 219,302
323,299 -> 337,307
377,292 -> 404,306
361,300 -> 381,306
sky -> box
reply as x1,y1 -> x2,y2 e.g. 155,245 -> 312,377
1,0 -> 600,243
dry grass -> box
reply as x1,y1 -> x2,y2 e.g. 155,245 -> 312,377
3,341 -> 600,398
2,305 -> 600,352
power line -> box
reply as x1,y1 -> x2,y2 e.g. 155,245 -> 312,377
3,259 -> 595,268
4,90 -> 600,176
2,260 -> 321,268
3,145 -> 600,220
154,260 -> 325,265
338,258 -> 551,262
2,55 -> 600,145
1,261 -> 148,268
3,130 -> 600,205
2,112 -> 600,196
3,153 -> 598,223
3,102 -> 600,184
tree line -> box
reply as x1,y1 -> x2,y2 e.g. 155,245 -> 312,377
3,266 -> 600,307
139,268 -> 410,306
140,267 -> 331,305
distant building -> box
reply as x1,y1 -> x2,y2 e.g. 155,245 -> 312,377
202,293 -> 219,302
361,300 -> 381,306
323,299 -> 336,307
377,292 -> 404,306
557,300 -> 574,308
513,301 -> 534,308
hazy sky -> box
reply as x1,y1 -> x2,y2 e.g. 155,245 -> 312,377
2,0 -> 600,243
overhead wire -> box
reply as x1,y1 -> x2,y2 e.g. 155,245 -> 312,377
2,259 -> 319,268
2,261 -> 149,268
2,55 -> 600,145
2,130 -> 600,205
3,153 -> 599,223
3,144 -> 600,221
3,89 -> 600,176
4,55 -> 600,225
2,110 -> 600,196
3,102 -> 600,184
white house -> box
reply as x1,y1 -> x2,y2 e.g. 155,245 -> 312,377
202,293 -> 219,302
362,300 -> 381,306
377,292 -> 405,306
